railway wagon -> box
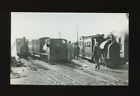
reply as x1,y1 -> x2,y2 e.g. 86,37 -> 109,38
79,33 -> 128,68
29,37 -> 50,60
16,37 -> 29,58
79,34 -> 105,60
29,37 -> 68,61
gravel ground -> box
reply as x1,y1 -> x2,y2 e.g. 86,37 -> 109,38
10,58 -> 128,85
72,58 -> 128,85
11,67 -> 57,85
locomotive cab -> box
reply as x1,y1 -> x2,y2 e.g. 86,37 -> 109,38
49,39 -> 68,62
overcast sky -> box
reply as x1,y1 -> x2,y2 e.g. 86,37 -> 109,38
11,12 -> 129,45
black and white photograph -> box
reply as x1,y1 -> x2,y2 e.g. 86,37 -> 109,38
10,12 -> 129,86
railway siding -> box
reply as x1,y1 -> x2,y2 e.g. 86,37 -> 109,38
29,59 -> 112,85
12,58 -> 128,85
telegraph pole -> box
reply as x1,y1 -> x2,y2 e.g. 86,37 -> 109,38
77,24 -> 78,45
76,24 -> 79,59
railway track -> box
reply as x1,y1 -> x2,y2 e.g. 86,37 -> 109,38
77,68 -> 128,85
77,59 -> 128,85
31,60 -> 113,85
38,68 -> 82,85
28,60 -> 82,85
78,66 -> 127,85
21,58 -> 127,85
50,62 -> 116,85
37,69 -> 65,85
48,61 -> 128,85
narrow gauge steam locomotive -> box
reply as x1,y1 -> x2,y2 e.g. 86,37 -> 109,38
79,33 -> 128,68
16,37 -> 69,62
16,37 -> 29,59
49,39 -> 68,61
